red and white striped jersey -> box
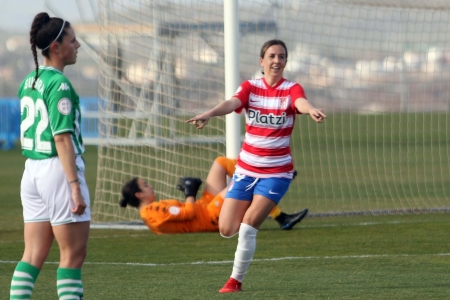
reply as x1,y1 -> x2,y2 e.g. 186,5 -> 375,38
232,77 -> 306,178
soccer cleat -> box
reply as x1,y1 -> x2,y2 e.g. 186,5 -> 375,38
176,177 -> 203,199
219,277 -> 242,293
275,208 -> 308,230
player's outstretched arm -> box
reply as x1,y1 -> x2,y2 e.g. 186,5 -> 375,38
186,98 -> 241,129
294,98 -> 326,123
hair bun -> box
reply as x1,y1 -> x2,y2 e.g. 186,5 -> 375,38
118,198 -> 128,207
36,12 -> 50,23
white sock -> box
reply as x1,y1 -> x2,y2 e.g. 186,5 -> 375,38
230,223 -> 258,283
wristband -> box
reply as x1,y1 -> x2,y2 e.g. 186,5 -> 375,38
69,179 -> 79,184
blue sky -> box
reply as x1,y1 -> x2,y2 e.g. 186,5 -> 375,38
1,0 -> 95,33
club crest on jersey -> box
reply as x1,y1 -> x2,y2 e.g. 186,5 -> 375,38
57,82 -> 70,91
279,97 -> 289,110
248,109 -> 287,126
58,98 -> 72,115
169,206 -> 181,215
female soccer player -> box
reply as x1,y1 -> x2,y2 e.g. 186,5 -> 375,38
10,13 -> 89,300
186,39 -> 326,293
119,156 -> 308,234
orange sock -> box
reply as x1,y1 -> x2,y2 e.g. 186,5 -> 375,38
269,206 -> 282,219
215,156 -> 237,178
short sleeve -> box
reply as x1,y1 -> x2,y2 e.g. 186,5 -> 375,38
291,83 -> 307,112
45,76 -> 78,136
232,81 -> 251,114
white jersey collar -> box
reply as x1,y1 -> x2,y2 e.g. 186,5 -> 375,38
39,66 -> 63,74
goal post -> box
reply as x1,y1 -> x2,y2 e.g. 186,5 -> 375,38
90,0 -> 450,227
224,0 -> 241,159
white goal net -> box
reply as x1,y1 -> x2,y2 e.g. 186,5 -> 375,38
91,0 -> 450,225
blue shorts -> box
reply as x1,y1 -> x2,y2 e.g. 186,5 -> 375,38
225,174 -> 292,204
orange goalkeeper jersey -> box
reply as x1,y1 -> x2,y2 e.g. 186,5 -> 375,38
139,191 -> 224,234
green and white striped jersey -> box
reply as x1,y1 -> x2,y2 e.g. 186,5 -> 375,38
18,66 -> 85,159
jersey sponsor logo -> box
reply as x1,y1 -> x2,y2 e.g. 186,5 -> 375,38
248,109 -> 287,126
57,82 -> 70,91
269,189 -> 279,195
58,98 -> 72,115
169,206 -> 181,215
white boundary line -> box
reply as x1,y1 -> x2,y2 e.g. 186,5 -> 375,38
89,218 -> 441,231
1,253 -> 449,267
0,234 -> 150,245
0,219 -> 443,244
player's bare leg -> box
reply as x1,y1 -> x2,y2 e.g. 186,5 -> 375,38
10,222 -> 54,299
219,196 -> 275,293
53,221 -> 90,299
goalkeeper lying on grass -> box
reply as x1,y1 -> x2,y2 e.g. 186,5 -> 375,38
119,157 -> 308,234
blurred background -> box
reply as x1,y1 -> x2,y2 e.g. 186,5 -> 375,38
0,0 -> 99,97
1,1 -> 449,217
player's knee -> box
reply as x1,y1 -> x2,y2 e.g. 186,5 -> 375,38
60,246 -> 87,268
219,229 -> 238,238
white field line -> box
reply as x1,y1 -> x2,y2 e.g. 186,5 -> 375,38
1,253 -> 449,268
0,234 -> 149,244
0,219 -> 438,244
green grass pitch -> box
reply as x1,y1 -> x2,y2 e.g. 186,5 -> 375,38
1,144 -> 449,299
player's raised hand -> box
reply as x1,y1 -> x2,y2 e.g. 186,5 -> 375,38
177,177 -> 203,199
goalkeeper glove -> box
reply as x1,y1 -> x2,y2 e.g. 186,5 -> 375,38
176,177 -> 203,199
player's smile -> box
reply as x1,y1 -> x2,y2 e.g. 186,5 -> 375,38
260,44 -> 286,80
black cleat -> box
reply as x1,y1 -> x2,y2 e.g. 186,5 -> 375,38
275,208 -> 308,230
176,177 -> 203,199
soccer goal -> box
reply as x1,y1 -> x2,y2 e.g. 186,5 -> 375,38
88,0 -> 450,228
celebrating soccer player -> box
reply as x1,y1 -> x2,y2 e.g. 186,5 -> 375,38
186,39 -> 326,293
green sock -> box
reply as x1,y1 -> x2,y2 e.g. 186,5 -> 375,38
10,261 -> 40,300
56,268 -> 84,299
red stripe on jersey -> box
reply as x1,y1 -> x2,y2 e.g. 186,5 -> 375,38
231,78 -> 306,177
242,143 -> 291,156
237,158 -> 294,174
246,126 -> 294,138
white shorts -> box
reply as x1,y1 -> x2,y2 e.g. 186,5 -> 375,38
20,155 -> 91,225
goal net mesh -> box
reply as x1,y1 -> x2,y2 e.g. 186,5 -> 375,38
92,0 -> 450,225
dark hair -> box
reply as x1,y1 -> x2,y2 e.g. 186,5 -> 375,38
119,177 -> 141,208
259,39 -> 288,75
29,12 -> 71,89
